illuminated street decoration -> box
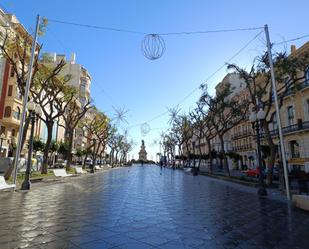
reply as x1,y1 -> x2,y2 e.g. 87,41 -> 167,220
140,122 -> 151,136
141,34 -> 166,60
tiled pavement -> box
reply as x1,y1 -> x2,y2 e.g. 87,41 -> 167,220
0,166 -> 308,249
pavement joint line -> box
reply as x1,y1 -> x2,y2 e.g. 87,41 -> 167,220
0,165 -> 308,249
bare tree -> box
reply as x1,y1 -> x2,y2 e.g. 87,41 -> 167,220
228,49 -> 309,183
200,83 -> 249,176
81,109 -> 109,168
62,97 -> 92,170
31,63 -> 76,174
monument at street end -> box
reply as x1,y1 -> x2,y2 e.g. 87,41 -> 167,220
138,140 -> 147,161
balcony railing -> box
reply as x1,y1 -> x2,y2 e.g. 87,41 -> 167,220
261,120 -> 309,137
232,144 -> 253,152
284,80 -> 309,97
231,130 -> 252,139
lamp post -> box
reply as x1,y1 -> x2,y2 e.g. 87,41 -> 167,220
21,100 -> 41,190
13,15 -> 40,186
0,133 -> 5,157
90,138 -> 96,173
249,108 -> 267,196
264,24 -> 290,200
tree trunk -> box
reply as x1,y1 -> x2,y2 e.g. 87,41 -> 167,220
66,130 -> 74,171
94,142 -> 101,166
92,152 -> 96,168
263,122 -> 276,185
4,116 -> 30,180
41,122 -> 53,174
83,151 -> 88,169
110,149 -> 114,167
207,140 -> 213,174
99,152 -> 103,166
115,151 -> 119,166
219,135 -> 230,176
185,142 -> 190,167
20,116 -> 31,151
198,138 -> 202,169
178,145 -> 182,158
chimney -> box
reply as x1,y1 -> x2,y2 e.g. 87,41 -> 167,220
70,52 -> 76,64
291,45 -> 297,54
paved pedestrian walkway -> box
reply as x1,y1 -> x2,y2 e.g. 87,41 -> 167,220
0,165 -> 308,249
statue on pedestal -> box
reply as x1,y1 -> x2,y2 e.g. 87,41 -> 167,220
138,140 -> 147,162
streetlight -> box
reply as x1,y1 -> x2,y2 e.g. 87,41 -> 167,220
21,100 -> 41,190
0,133 -> 5,157
13,15 -> 40,186
90,138 -> 96,173
249,107 -> 267,196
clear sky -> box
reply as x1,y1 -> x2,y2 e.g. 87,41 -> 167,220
1,0 -> 309,160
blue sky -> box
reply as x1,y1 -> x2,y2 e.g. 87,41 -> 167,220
1,0 -> 309,160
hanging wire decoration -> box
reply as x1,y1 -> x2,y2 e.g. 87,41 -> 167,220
141,34 -> 166,60
112,106 -> 129,124
140,122 -> 151,137
167,106 -> 181,124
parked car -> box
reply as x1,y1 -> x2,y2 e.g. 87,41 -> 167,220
243,167 -> 261,177
85,159 -> 93,165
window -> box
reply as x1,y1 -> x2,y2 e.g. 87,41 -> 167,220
15,87 -> 22,100
13,107 -> 21,120
10,66 -> 14,77
7,85 -> 13,96
287,106 -> 294,126
272,112 -> 278,130
290,140 -> 300,158
0,126 -> 5,135
11,129 -> 15,137
4,106 -> 11,117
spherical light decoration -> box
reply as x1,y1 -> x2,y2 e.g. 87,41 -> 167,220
141,34 -> 166,60
140,122 -> 151,137
35,105 -> 42,116
257,108 -> 266,120
27,100 -> 35,111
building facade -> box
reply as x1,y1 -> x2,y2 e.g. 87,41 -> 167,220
40,52 -> 92,153
0,10 -> 41,158
185,42 -> 309,173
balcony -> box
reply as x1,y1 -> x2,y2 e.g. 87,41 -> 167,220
262,120 -> 309,137
284,80 -> 309,97
231,130 -> 252,139
232,144 -> 253,152
2,115 -> 21,126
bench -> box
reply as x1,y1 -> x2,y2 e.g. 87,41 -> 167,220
292,194 -> 309,211
184,168 -> 192,173
75,167 -> 86,174
53,169 -> 73,177
0,176 -> 16,190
